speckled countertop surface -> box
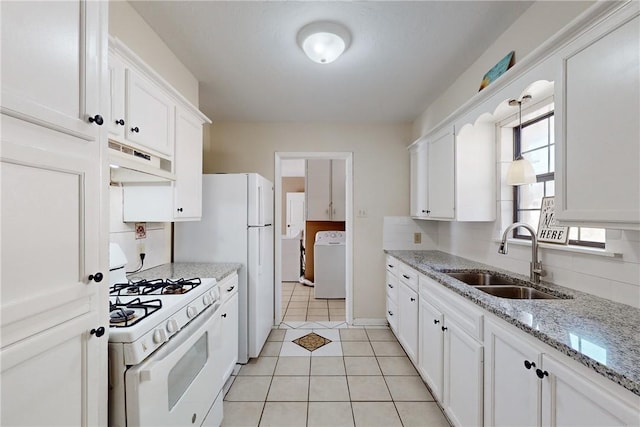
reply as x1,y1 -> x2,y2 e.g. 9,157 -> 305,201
385,250 -> 640,397
128,262 -> 241,283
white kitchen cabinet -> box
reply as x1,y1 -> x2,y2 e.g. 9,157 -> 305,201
397,278 -> 419,364
108,53 -> 127,140
0,1 -> 108,425
122,97 -> 207,222
306,159 -> 346,221
485,317 -> 640,427
219,274 -> 239,384
125,67 -> 176,158
484,318 -> 542,427
409,123 -> 494,221
385,258 -> 400,333
555,2 -> 639,230
419,275 -> 484,427
418,297 -> 444,400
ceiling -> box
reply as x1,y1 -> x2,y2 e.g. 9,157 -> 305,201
130,1 -> 533,123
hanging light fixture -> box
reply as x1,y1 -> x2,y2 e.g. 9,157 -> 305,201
506,95 -> 536,186
297,21 -> 351,64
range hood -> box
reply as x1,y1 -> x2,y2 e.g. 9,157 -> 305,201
109,141 -> 175,183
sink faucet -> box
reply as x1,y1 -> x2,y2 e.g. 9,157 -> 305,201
498,222 -> 543,284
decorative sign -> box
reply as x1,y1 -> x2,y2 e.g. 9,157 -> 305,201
479,51 -> 515,91
537,197 -> 569,244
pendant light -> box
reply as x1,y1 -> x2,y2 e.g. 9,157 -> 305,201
506,95 -> 536,186
297,21 -> 351,64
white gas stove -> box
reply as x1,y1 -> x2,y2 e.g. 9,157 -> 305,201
108,244 -> 224,427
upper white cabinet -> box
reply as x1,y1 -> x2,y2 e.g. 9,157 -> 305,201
555,2 -> 639,230
1,1 -> 108,425
306,159 -> 346,221
108,54 -> 127,140
409,123 -> 495,221
125,68 -> 175,158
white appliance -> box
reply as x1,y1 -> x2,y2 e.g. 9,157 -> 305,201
107,243 -> 224,427
174,173 -> 274,363
314,231 -> 346,299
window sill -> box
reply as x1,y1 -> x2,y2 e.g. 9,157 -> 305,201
495,238 -> 622,258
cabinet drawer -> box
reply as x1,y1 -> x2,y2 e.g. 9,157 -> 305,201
399,264 -> 418,292
218,273 -> 239,302
386,256 -> 398,273
386,272 -> 399,303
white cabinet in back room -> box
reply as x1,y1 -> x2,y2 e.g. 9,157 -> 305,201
1,1 -> 109,425
306,159 -> 346,221
555,1 -> 639,230
397,265 -> 419,364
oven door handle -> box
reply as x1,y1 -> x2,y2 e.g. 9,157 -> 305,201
138,301 -> 221,382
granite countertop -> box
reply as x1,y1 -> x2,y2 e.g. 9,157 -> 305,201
128,262 -> 241,283
385,250 -> 640,397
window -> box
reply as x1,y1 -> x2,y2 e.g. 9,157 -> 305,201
513,111 -> 605,248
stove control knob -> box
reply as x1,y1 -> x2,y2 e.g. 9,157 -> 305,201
210,288 -> 220,301
187,306 -> 198,318
166,318 -> 179,333
153,329 -> 167,344
203,294 -> 213,306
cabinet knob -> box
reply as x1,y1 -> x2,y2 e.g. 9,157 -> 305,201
177,207 -> 183,212
441,326 -> 448,332
227,285 -> 235,292
88,272 -> 104,283
410,297 -> 416,302
388,310 -> 393,316
388,283 -> 393,288
433,319 -> 440,324
536,369 -> 549,379
131,126 -> 140,133
115,119 -> 125,126
90,326 -> 106,337
88,114 -> 104,126
421,209 -> 431,214
524,360 -> 536,370
221,313 -> 227,318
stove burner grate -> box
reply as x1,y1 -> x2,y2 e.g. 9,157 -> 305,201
110,278 -> 202,296
109,297 -> 162,328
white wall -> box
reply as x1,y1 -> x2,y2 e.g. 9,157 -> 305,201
205,122 -> 412,320
108,1 -> 201,270
410,0 -> 640,308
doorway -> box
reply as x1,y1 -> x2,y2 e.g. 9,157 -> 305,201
274,152 -> 353,326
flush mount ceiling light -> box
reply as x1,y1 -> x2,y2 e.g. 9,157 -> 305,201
297,21 -> 351,64
506,94 -> 536,186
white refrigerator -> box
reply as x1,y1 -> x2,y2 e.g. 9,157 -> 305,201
174,173 -> 274,363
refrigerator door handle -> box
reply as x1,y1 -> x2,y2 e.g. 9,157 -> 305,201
258,185 -> 263,225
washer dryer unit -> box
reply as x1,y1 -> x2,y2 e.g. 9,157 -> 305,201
313,231 -> 346,299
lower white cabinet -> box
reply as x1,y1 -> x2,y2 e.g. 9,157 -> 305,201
485,318 -> 640,427
418,298 -> 444,400
219,274 -> 239,384
418,275 -> 484,427
397,280 -> 419,364
386,269 -> 399,333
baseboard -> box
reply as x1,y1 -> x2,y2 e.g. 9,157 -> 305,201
351,318 -> 388,326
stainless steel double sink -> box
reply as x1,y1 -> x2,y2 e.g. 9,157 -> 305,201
444,271 -> 565,300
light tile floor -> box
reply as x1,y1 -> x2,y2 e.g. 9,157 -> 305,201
282,282 -> 346,322
222,323 -> 451,427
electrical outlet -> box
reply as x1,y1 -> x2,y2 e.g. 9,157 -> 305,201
135,222 -> 146,239
357,208 -> 368,218
414,232 -> 422,244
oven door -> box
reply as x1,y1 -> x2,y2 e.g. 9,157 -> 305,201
124,302 -> 223,426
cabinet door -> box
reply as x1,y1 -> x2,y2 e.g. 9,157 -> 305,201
556,4 -> 639,229
174,106 -> 204,220
397,282 -> 419,363
126,67 -> 175,157
306,159 -> 332,220
1,0 -> 104,139
443,318 -> 483,427
418,298 -> 444,400
410,141 -> 429,218
427,127 -> 455,219
331,159 -> 346,221
220,291 -> 239,384
108,53 -> 126,141
541,354 -> 640,426
484,320 -> 541,427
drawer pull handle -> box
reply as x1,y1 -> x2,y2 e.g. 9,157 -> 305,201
433,319 -> 440,325
524,360 -> 536,370
441,326 -> 448,332
388,310 -> 393,316
402,274 -> 410,279
388,264 -> 394,268
388,284 -> 393,288
227,285 -> 235,292
410,297 -> 416,302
